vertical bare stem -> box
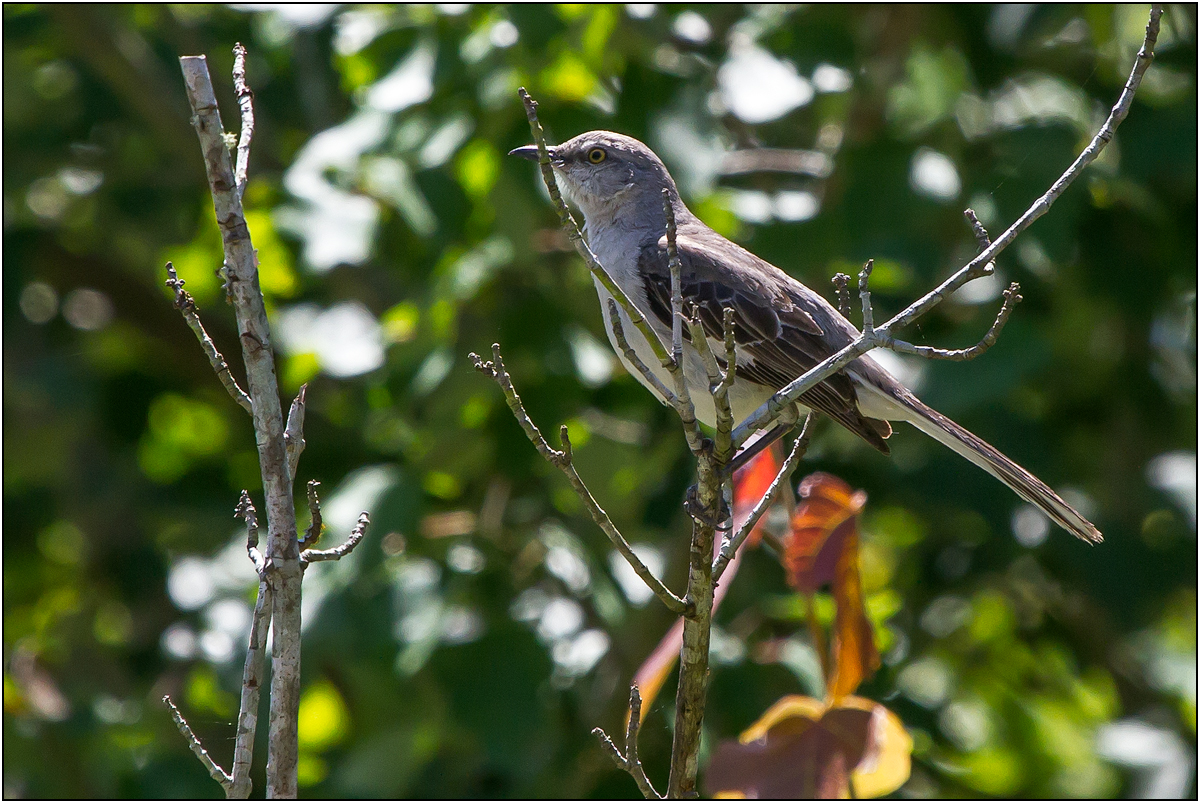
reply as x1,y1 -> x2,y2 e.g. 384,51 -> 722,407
179,54 -> 301,799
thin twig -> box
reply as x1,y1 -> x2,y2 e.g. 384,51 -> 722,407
518,88 -> 673,370
593,684 -> 662,799
231,491 -> 269,798
300,480 -> 322,547
302,512 -> 369,566
858,259 -> 875,335
472,345 -> 689,615
963,208 -> 992,250
165,263 -> 253,414
885,283 -> 1022,361
606,298 -> 677,405
163,695 -> 233,793
832,273 -> 851,317
730,4 -> 1163,447
284,384 -> 307,483
237,490 -> 265,576
713,412 -> 815,582
231,43 -> 254,198
662,191 -> 705,456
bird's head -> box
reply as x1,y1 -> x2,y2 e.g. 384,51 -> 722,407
509,130 -> 679,225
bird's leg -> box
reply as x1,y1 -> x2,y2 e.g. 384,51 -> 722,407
727,403 -> 801,474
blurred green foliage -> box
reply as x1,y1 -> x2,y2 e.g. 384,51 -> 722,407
3,3 -> 1195,798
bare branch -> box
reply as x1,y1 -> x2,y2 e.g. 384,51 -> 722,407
231,43 -> 254,198
165,263 -> 253,414
662,191 -> 705,455
606,298 -> 676,405
886,283 -> 1023,362
230,576 -> 271,799
858,259 -> 875,335
284,384 -> 307,483
593,684 -> 663,799
163,695 -> 233,793
832,272 -> 851,317
236,490 -> 265,576
713,412 -> 815,583
730,5 -> 1163,446
718,307 -> 737,399
180,50 -> 301,799
472,345 -> 689,615
300,480 -> 322,547
302,512 -> 369,566
964,208 -> 992,250
518,88 -> 673,370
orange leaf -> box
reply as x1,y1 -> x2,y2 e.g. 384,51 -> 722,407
705,695 -> 912,799
828,525 -> 880,698
785,474 -> 878,696
785,474 -> 866,593
732,444 -> 782,547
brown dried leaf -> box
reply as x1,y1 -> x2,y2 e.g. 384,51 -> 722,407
705,695 -> 912,799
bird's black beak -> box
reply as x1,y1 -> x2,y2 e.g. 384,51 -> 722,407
508,144 -> 545,161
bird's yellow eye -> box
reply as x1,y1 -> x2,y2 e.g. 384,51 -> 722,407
587,147 -> 607,164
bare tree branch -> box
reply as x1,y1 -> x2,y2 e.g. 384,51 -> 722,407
662,190 -> 706,456
284,384 -> 307,483
231,42 -> 254,198
230,491 -> 269,799
179,50 -> 302,799
163,695 -> 233,793
300,480 -> 322,547
713,412 -> 815,583
606,298 -> 677,405
731,4 -> 1163,447
471,345 -> 689,615
302,512 -> 369,566
165,263 -> 253,414
885,283 -> 1023,362
593,684 -> 663,799
832,272 -> 851,318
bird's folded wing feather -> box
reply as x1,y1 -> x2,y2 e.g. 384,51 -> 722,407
637,230 -> 892,453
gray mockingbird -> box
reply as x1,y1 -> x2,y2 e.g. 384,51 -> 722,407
511,131 -> 1101,544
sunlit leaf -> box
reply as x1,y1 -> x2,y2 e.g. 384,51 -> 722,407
298,679 -> 351,752
785,474 -> 879,697
705,694 -> 911,799
732,444 -> 781,547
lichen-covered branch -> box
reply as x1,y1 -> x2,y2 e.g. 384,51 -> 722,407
165,263 -> 253,414
471,345 -> 689,615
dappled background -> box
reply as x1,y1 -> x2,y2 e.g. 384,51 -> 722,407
4,3 -> 1196,798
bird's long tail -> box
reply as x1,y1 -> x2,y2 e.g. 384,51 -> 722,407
869,387 -> 1102,544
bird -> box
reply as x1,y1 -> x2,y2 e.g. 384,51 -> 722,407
510,131 -> 1101,544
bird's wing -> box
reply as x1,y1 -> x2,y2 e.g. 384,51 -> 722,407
638,230 -> 892,453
